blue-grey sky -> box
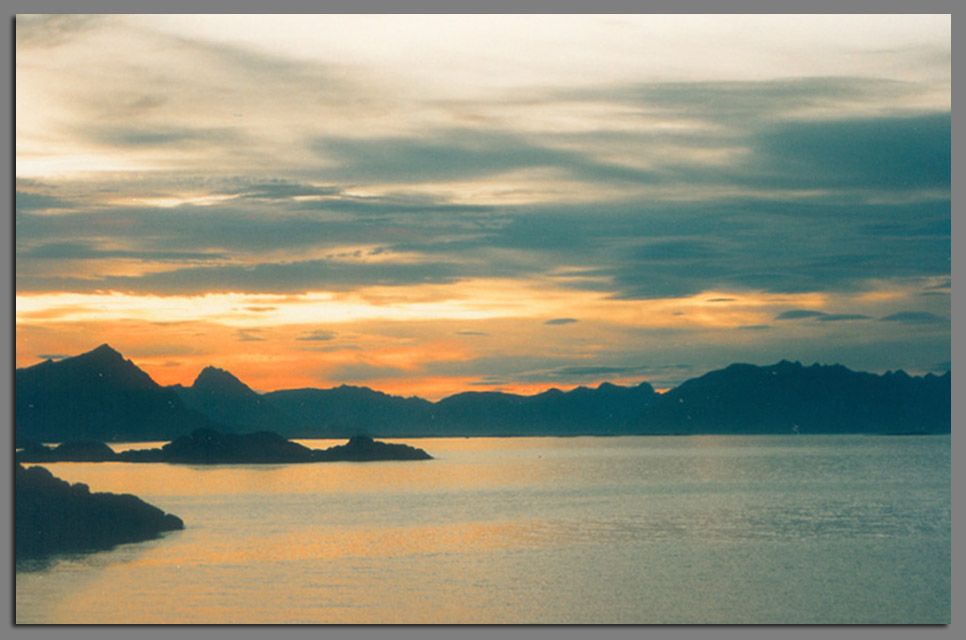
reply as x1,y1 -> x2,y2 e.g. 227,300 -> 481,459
15,15 -> 950,397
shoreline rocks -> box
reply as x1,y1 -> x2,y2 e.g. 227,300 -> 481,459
16,464 -> 184,559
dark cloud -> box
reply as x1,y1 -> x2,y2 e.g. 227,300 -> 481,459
87,125 -> 240,149
708,298 -> 735,303
22,241 -> 228,263
37,354 -> 70,361
774,310 -> 870,323
880,311 -> 947,324
737,325 -> 771,331
775,310 -> 827,320
539,365 -> 649,378
631,240 -> 724,261
751,113 -> 950,192
16,191 -> 78,212
570,77 -> 914,126
295,330 -> 338,342
817,314 -> 870,322
314,130 -> 660,185
235,330 -> 265,342
17,163 -> 949,301
544,318 -> 578,326
237,181 -> 342,200
456,331 -> 489,336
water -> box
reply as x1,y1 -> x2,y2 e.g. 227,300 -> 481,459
15,435 -> 950,624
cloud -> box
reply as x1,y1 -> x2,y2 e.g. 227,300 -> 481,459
775,310 -> 827,320
295,330 -> 338,342
15,14 -> 106,49
880,311 -> 947,324
87,125 -> 240,149
774,311 -> 870,322
456,331 -> 489,336
751,114 -> 950,192
236,181 -> 342,200
573,77 -> 920,126
544,318 -> 578,325
235,329 -> 265,342
16,191 -> 78,213
816,314 -> 870,322
14,17 -> 951,392
37,353 -> 70,361
23,241 -> 228,263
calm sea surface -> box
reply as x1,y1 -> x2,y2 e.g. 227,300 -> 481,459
15,435 -> 950,624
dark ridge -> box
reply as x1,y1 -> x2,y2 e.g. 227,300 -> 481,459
16,464 -> 184,559
16,344 -> 220,443
634,360 -> 951,434
16,344 -> 951,440
171,366 -> 291,432
191,366 -> 258,396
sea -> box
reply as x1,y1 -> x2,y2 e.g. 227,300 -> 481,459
15,434 -> 951,624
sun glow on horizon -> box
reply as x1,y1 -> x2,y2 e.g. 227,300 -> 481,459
14,14 -> 950,397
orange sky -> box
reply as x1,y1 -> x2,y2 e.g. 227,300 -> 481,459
15,16 -> 951,398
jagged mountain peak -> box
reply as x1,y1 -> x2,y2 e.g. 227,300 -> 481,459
71,343 -> 127,367
191,366 -> 256,396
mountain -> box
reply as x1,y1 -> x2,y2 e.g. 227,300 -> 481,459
16,344 -> 220,443
633,360 -> 951,434
431,382 -> 658,435
171,366 -> 292,432
264,385 -> 435,437
264,381 -> 657,437
16,345 -> 951,441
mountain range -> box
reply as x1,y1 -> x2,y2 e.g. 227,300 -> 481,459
14,344 -> 951,443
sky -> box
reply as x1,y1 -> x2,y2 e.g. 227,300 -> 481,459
14,14 -> 951,399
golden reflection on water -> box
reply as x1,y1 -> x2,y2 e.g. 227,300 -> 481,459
40,438 -> 563,498
16,436 -> 952,624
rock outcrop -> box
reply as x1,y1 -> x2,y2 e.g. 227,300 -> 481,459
16,464 -> 184,559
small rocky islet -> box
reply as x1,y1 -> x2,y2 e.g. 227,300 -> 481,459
15,431 -> 432,560
16,428 -> 434,464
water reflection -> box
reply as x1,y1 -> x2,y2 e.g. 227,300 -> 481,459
17,436 -> 950,624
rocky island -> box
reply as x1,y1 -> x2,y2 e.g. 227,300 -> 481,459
16,463 -> 184,559
16,429 -> 434,464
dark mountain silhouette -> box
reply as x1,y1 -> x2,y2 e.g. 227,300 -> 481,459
16,463 -> 183,559
171,366 -> 292,432
16,345 -> 951,441
634,360 -> 951,434
16,344 -> 220,443
264,385 -> 435,436
431,382 -> 658,435
17,429 -> 433,464
264,381 -> 657,436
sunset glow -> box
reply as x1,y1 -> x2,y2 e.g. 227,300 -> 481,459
15,15 -> 950,397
